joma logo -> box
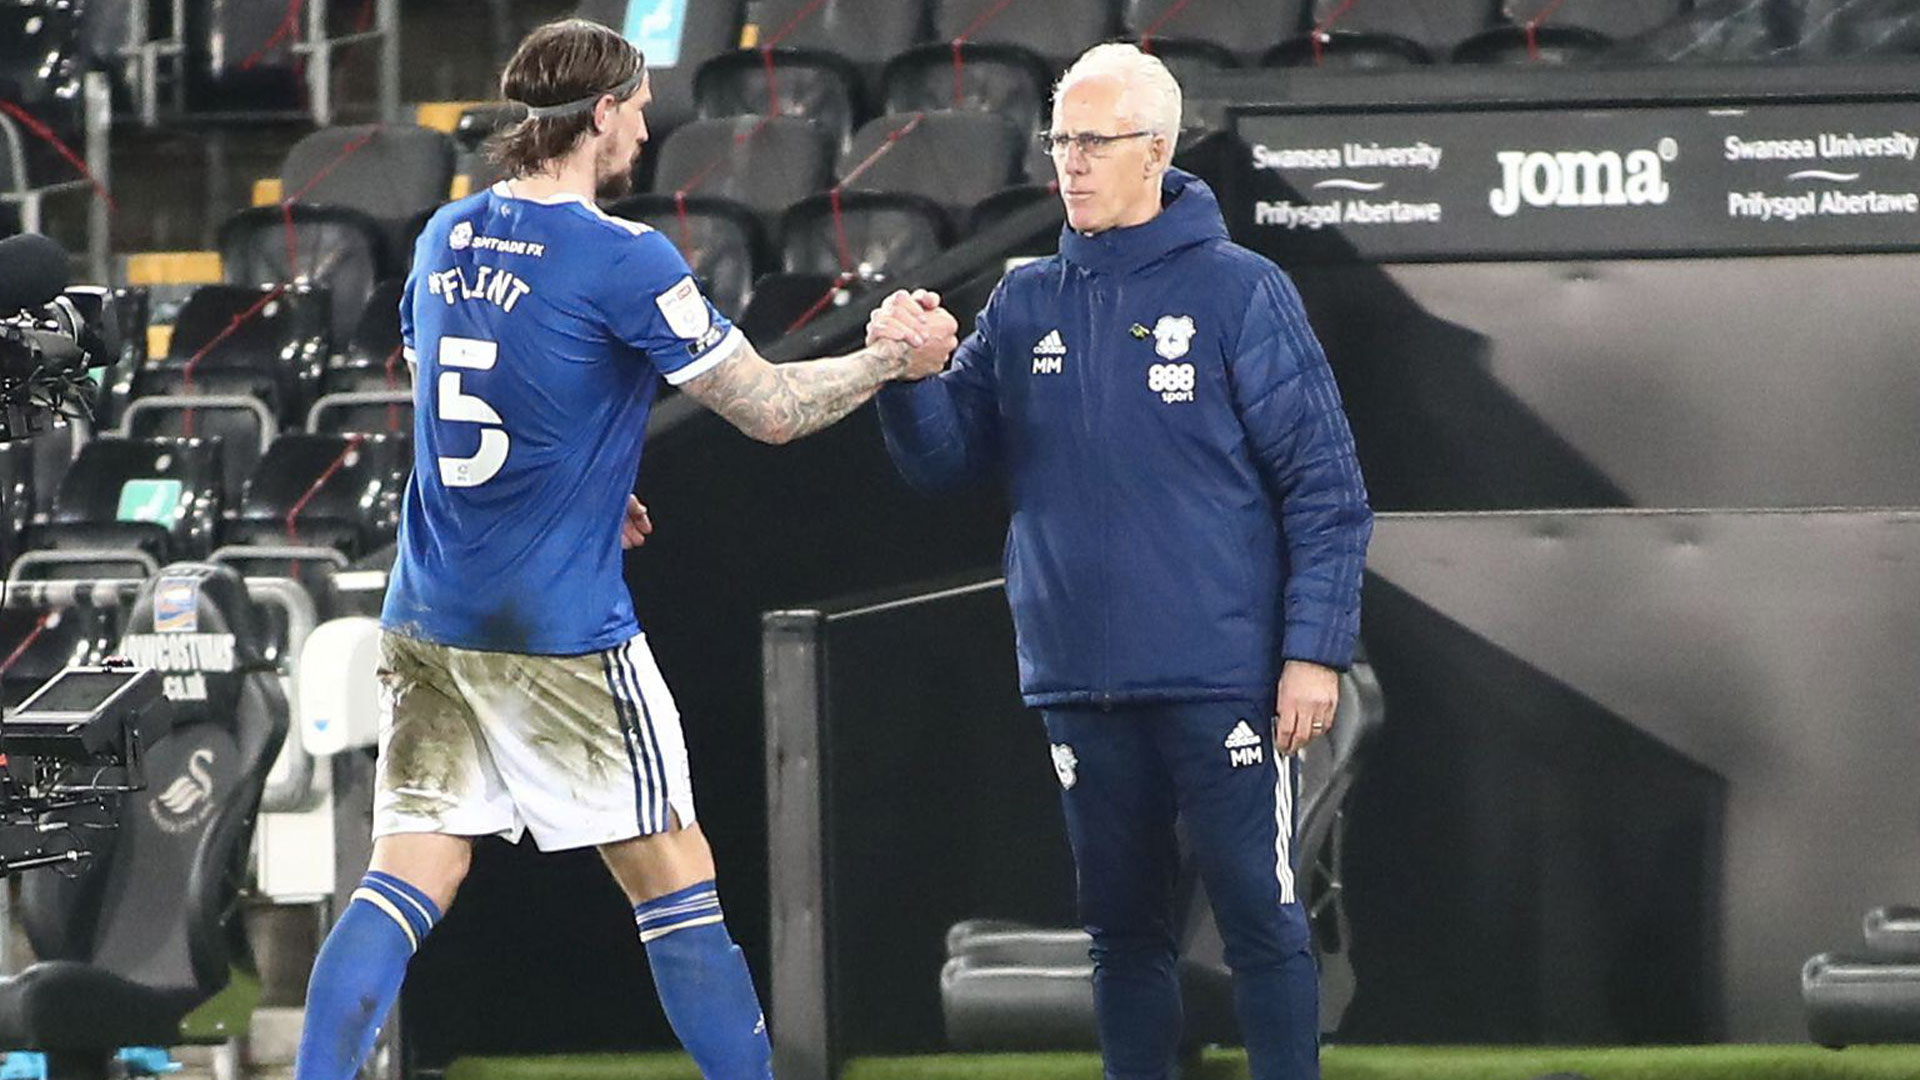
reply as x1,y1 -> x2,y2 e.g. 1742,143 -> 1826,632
1489,140 -> 1676,218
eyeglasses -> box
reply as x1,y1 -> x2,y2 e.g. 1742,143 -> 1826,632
1041,130 -> 1155,158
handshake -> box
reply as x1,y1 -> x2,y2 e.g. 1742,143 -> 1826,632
866,288 -> 959,382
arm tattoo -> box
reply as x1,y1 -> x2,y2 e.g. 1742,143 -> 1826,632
683,341 -> 910,444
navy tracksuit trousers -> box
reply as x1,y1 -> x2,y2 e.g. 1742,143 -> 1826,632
1043,699 -> 1319,1080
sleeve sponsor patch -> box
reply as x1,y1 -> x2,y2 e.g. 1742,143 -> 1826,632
655,276 -> 712,342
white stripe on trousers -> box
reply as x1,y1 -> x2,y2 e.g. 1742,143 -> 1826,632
1274,750 -> 1296,904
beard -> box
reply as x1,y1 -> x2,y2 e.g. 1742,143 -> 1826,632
594,140 -> 638,200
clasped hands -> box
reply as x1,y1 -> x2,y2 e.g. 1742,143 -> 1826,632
866,289 -> 959,380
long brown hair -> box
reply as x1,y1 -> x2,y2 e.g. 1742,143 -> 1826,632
489,19 -> 645,179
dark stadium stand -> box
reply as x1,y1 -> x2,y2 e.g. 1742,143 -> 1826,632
1264,31 -> 1437,67
881,43 -> 1055,134
779,190 -> 950,283
122,394 -> 279,511
23,436 -> 225,573
744,0 -> 927,69
650,115 -> 835,222
1126,0 -> 1307,62
1452,23 -> 1615,63
1302,0 -> 1501,55
138,283 -> 331,426
0,568 -> 288,1076
218,204 -> 399,346
223,432 -> 410,558
278,124 -> 456,258
839,111 -> 1028,227
606,194 -> 767,319
694,48 -> 864,150
933,0 -> 1119,65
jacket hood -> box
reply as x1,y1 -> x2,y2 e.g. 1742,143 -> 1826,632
1058,167 -> 1229,276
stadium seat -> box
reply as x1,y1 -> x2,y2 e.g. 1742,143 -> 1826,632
695,48 -> 865,150
138,283 -> 332,426
24,436 -> 225,570
1126,0 -> 1307,63
1301,0 -> 1499,57
280,124 -> 456,256
779,191 -> 949,284
744,0 -> 929,68
968,184 -> 1063,257
1452,23 -> 1615,63
224,432 -> 412,557
326,277 -> 408,392
736,272 -> 862,342
839,111 -> 1028,227
651,116 -> 835,223
933,0 -> 1119,65
604,194 -> 766,320
881,43 -> 1055,135
1264,32 -> 1436,67
0,566 -> 287,1076
307,392 -> 413,438
0,606 -> 123,708
1498,0 -> 1690,42
218,204 -> 398,347
121,395 -> 278,512
1134,39 -> 1241,108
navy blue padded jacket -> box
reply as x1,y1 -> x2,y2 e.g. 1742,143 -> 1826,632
876,169 -> 1372,707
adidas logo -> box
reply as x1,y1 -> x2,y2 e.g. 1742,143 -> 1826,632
1032,330 -> 1066,374
1225,720 -> 1264,768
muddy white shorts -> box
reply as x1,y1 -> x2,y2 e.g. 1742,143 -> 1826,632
372,631 -> 696,851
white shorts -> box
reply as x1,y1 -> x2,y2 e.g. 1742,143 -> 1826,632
372,631 -> 696,851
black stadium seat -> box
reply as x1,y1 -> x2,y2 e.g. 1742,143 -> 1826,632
224,433 -> 412,557
218,204 -> 398,347
576,0 -> 744,136
695,48 -> 864,150
280,124 -> 456,256
1264,32 -> 1436,68
25,437 -> 226,571
605,194 -> 766,320
1452,23 -> 1615,63
881,43 -> 1055,135
139,284 -> 331,425
969,184 -> 1063,257
934,0 -> 1118,65
839,111 -> 1028,226
121,396 -> 278,513
1126,0 -> 1307,63
1134,39 -> 1241,106
1301,0 -> 1499,56
745,0 -> 928,68
651,116 -> 835,223
0,566 -> 287,1076
779,191 -> 949,284
736,272 -> 860,343
1499,0 -> 1689,42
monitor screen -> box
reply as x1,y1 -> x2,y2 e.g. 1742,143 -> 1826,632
20,671 -> 136,714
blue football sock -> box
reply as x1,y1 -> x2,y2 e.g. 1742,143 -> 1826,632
636,881 -> 773,1080
294,871 -> 441,1080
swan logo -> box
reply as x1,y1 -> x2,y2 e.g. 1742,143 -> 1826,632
150,748 -> 217,834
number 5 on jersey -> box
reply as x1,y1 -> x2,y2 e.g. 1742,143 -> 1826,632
437,336 -> 510,488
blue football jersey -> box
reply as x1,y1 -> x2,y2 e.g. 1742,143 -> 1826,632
382,183 -> 741,654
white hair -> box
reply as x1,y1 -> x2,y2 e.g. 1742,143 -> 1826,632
1053,42 -> 1183,140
